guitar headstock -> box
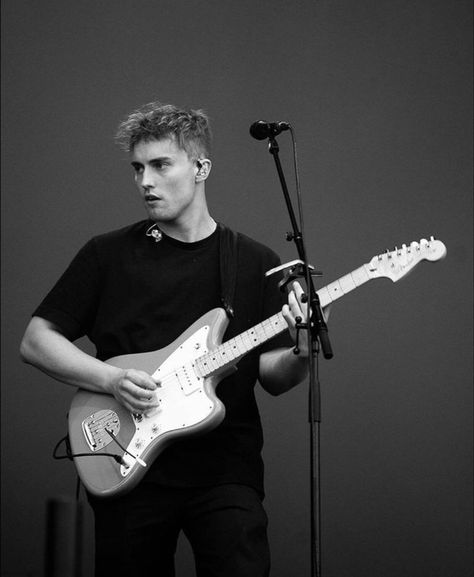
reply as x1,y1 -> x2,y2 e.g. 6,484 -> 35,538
366,237 -> 447,282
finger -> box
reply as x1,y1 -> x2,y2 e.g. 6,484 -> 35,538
125,391 -> 159,413
126,369 -> 158,390
293,281 -> 311,319
117,389 -> 151,413
118,378 -> 159,408
293,282 -> 308,307
292,280 -> 305,297
282,304 -> 301,334
282,303 -> 292,324
288,289 -> 305,321
132,386 -> 159,405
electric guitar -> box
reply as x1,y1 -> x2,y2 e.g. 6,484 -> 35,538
68,237 -> 446,498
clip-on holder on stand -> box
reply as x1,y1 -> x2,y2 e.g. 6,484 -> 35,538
264,133 -> 333,577
266,259 -> 321,355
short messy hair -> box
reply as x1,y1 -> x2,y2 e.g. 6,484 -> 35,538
115,101 -> 212,158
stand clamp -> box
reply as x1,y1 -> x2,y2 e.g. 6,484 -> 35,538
265,259 -> 322,291
293,316 -> 307,355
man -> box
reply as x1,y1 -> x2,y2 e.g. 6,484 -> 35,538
20,102 -> 311,576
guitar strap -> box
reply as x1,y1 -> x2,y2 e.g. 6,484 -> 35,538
217,222 -> 239,319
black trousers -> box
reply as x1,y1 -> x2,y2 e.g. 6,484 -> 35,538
88,483 -> 271,577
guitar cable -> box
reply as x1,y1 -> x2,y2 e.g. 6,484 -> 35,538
104,428 -> 147,467
52,434 -> 126,466
52,434 -> 126,501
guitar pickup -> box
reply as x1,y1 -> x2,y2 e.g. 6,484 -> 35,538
175,364 -> 202,396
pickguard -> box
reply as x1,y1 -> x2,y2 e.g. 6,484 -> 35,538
120,325 -> 215,474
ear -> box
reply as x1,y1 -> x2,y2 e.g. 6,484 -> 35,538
195,158 -> 212,182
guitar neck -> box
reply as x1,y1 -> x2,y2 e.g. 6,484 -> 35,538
317,263 -> 373,309
195,263 -> 373,377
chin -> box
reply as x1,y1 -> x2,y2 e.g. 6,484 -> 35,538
146,208 -> 174,223
145,206 -> 163,220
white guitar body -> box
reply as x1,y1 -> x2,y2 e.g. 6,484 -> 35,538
69,308 -> 233,498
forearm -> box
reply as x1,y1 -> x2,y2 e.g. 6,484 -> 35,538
20,317 -> 120,394
21,317 -> 160,414
259,347 -> 309,396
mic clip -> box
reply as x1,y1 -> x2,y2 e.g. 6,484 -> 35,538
146,223 -> 163,242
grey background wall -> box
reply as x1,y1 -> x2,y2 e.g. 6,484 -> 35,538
1,1 -> 472,576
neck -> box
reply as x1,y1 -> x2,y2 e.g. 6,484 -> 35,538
154,212 -> 217,243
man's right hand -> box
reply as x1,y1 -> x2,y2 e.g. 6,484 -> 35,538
109,368 -> 160,414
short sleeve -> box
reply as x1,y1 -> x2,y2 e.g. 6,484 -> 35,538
33,238 -> 102,341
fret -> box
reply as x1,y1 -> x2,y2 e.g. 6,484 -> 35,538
197,354 -> 218,374
261,314 -> 286,339
260,319 -> 276,341
231,334 -> 247,357
351,265 -> 371,287
339,273 -> 358,294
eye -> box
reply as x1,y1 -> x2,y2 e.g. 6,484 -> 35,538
151,160 -> 169,171
131,163 -> 144,174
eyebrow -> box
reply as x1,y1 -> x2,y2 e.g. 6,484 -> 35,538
130,156 -> 173,168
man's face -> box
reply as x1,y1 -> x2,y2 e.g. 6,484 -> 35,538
130,138 -> 201,224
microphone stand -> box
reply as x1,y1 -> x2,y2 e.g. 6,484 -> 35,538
266,135 -> 333,577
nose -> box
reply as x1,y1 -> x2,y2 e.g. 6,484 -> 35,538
137,166 -> 155,190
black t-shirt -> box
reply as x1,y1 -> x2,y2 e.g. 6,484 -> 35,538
34,220 -> 291,494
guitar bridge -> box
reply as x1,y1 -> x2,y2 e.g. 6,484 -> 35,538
82,409 -> 120,451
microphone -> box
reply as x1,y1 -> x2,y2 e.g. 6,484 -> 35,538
249,120 -> 290,140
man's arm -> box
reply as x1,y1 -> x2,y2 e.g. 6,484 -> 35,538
20,316 -> 159,413
259,281 -> 330,396
259,346 -> 309,395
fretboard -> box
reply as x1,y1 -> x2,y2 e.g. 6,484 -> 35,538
194,312 -> 287,377
316,264 -> 372,309
194,263 -> 373,378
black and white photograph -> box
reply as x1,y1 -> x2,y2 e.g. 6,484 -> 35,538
1,1 -> 472,576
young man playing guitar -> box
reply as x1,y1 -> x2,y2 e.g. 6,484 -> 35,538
20,101 -> 311,576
